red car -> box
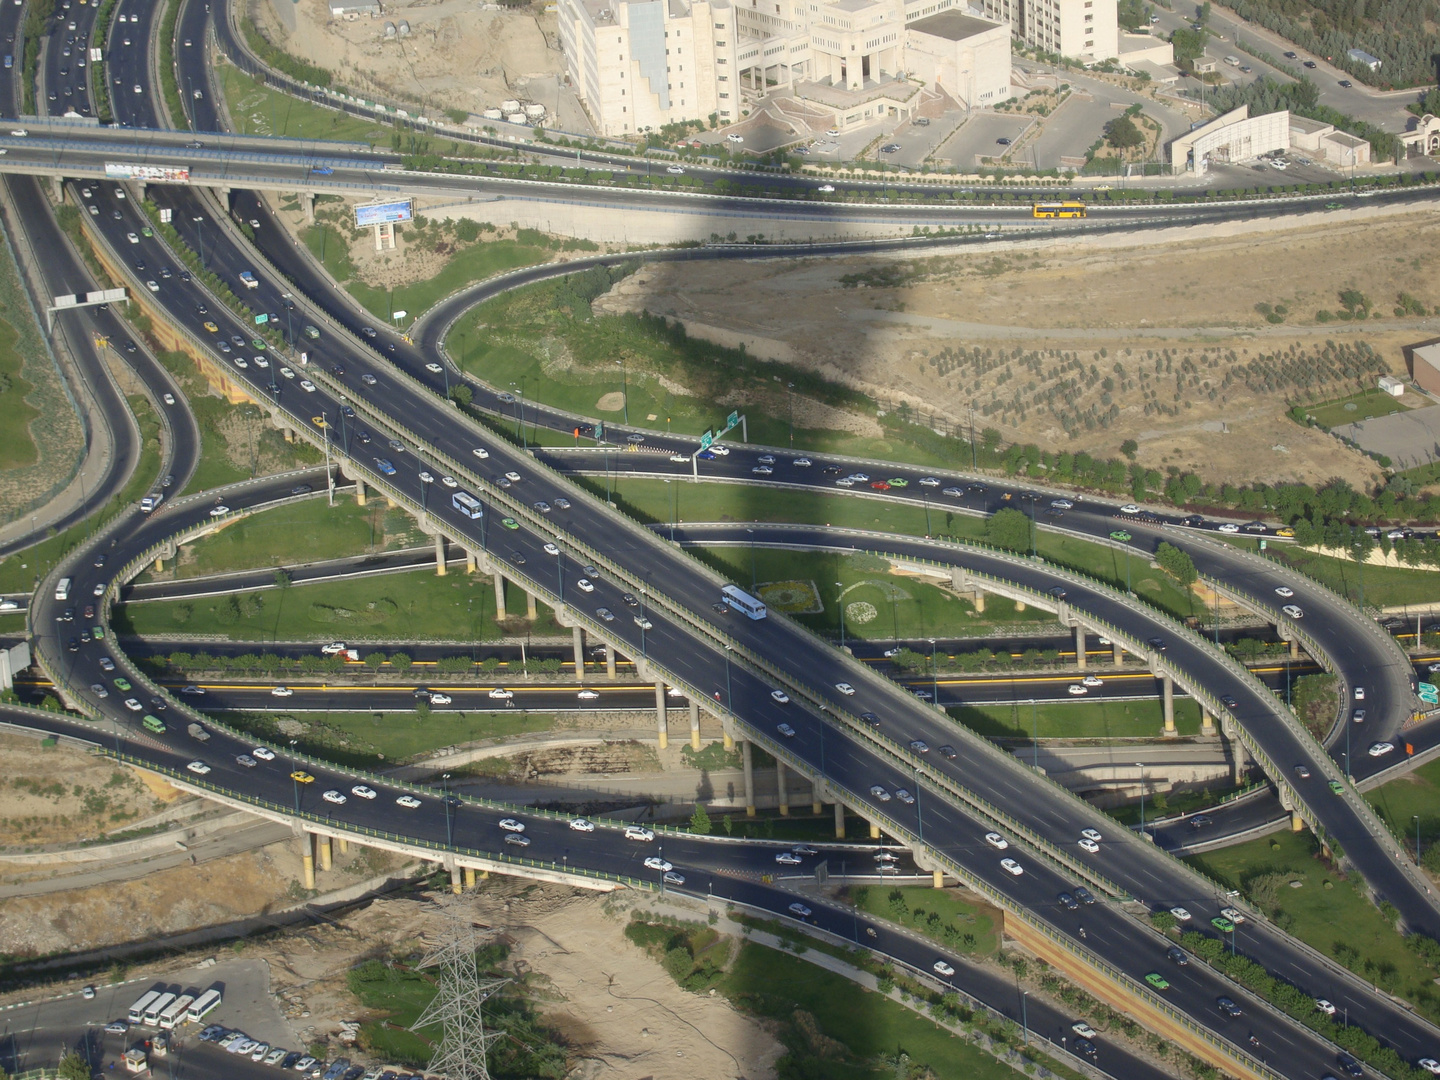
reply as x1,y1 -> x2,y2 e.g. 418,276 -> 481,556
871,481 -> 891,491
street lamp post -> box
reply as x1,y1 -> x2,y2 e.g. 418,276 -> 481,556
616,357 -> 629,425
1416,815 -> 1422,863
666,478 -> 676,541
928,637 -> 937,706
724,645 -> 733,711
442,772 -> 454,847
321,411 -> 333,506
1020,990 -> 1029,1046
836,582 -> 846,651
747,527 -> 756,591
289,739 -> 300,812
787,381 -> 795,445
1136,762 -> 1146,835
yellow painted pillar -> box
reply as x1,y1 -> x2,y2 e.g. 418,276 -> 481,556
355,477 -> 366,506
464,867 -> 476,888
337,837 -> 349,855
722,729 -> 735,751
834,802 -> 845,839
1201,710 -> 1216,736
318,835 -> 333,871
690,702 -> 701,750
466,549 -> 477,574
434,533 -> 447,576
526,591 -> 538,620
1015,600 -> 1026,612
742,740 -> 756,817
933,869 -> 944,889
153,555 -> 164,572
776,763 -> 790,816
869,822 -> 882,840
301,834 -> 316,890
1292,811 -> 1305,832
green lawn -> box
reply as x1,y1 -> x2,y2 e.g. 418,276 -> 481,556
138,496 -> 406,580
849,884 -> 1000,957
721,942 -> 1044,1080
951,697 -> 1203,739
221,66 -> 394,145
178,396 -> 260,498
604,478 -> 1199,621
1186,830 -> 1440,1018
115,567 -> 557,643
0,297 -> 39,468
345,240 -> 551,325
208,708 -> 557,768
0,394 -> 162,594
1227,539 -> 1440,609
1366,754 -> 1440,858
1308,389 -> 1412,428
0,613 -> 25,634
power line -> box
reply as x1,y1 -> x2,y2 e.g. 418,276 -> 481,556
410,900 -> 509,1080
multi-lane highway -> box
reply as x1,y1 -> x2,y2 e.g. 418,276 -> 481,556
9,6 -> 1440,1078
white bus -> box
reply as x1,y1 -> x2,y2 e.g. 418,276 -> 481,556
143,992 -> 176,1026
722,584 -> 766,620
158,994 -> 194,1030
55,577 -> 71,601
187,988 -> 222,1023
128,990 -> 162,1025
451,490 -> 483,519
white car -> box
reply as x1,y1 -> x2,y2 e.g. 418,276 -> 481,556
396,795 -> 422,809
351,785 -> 377,800
250,1043 -> 270,1062
1050,499 -> 1073,509
543,542 -> 560,556
472,447 -> 490,459
264,1049 -> 286,1066
504,471 -> 522,482
835,682 -> 856,695
726,133 -> 744,143
577,689 -> 600,700
643,856 -> 673,871
1119,504 -> 1140,513
186,760 -> 211,775
984,832 -> 1008,850
488,687 -> 513,700
1217,523 -> 1240,533
869,785 -> 892,802
209,505 -> 229,517
126,231 -> 139,243
123,698 -> 143,712
1081,828 -> 1103,843
1418,1057 -> 1440,1075
1000,858 -> 1024,876
793,457 -> 812,467
666,164 -> 684,174
419,471 -> 434,484
270,686 -> 293,697
162,393 -> 175,405
429,693 -> 452,705
933,960 -> 955,977
322,790 -> 347,805
1169,907 -> 1192,922
1282,605 -> 1303,619
1067,684 -> 1088,696
294,1057 -> 317,1073
498,818 -> 525,832
441,475 -> 458,488
775,851 -> 803,865
1369,741 -> 1395,757
771,689 -> 790,703
1079,838 -> 1100,853
1219,907 -> 1245,924
1315,998 -> 1337,1016
299,379 -> 316,392
1072,1022 -> 1097,1039
1355,686 -> 1366,700
1274,586 -> 1294,598
576,578 -> 594,592
1082,675 -> 1103,687
569,817 -> 595,832
252,747 -> 276,761
625,825 -> 655,841
776,723 -> 796,738
919,477 -> 941,487
104,1021 -> 128,1034
279,366 -> 295,379
667,686 -> 685,698
426,363 -> 443,373
788,901 -> 813,918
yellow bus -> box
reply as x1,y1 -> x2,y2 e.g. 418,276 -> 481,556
1032,201 -> 1087,218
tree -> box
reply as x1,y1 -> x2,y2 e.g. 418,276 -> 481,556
274,568 -> 292,589
689,804 -> 712,834
449,384 -> 473,407
1120,439 -> 1138,460
1106,115 -> 1145,150
57,1053 -> 90,1080
1155,542 -> 1198,586
986,507 -> 1033,553
390,652 -> 412,674
363,651 -> 386,672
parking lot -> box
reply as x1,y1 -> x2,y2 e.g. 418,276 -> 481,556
935,112 -> 1033,170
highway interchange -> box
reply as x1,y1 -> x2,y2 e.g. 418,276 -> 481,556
4,1 -> 1440,1077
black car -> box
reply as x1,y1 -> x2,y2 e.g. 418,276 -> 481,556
1336,1052 -> 1363,1077
938,744 -> 957,759
1303,59 -> 1317,68
67,636 -> 79,652
61,607 -> 74,622
122,339 -> 137,353
290,484 -> 313,496
1221,694 -> 1238,709
1338,78 -> 1352,87
859,712 -> 881,729
1048,586 -> 1067,600
357,431 -> 371,444
822,465 -> 843,475
1074,1037 -> 1098,1058
1146,636 -> 1166,651
622,593 -> 639,607
196,302 -> 208,315
93,553 -> 107,567
1073,886 -> 1095,905
1217,996 -> 1241,1017
1180,514 -> 1204,527
1058,891 -> 1079,910
1167,945 -> 1189,965
1189,814 -> 1213,829
996,136 -> 1012,145
510,551 -> 526,565
332,363 -> 346,376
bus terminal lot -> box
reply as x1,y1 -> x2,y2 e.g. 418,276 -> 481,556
1,959 -> 292,1079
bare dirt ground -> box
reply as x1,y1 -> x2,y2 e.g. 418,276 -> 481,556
596,210 -> 1440,487
252,0 -> 562,121
0,735 -> 163,848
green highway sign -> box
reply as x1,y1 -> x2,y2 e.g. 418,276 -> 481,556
700,430 -> 713,450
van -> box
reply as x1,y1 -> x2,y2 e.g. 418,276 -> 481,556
1223,54 -> 1240,66
238,270 -> 258,289
55,577 -> 72,601
140,492 -> 164,512
624,825 -> 655,842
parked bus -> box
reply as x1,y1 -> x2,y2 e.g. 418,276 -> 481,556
143,992 -> 176,1026
142,714 -> 167,735
451,490 -> 483,520
187,989 -> 222,1023
128,990 -> 162,1025
55,577 -> 71,601
158,994 -> 194,1030
721,584 -> 766,620
1032,201 -> 1086,218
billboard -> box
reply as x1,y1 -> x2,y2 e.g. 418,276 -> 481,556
354,198 -> 413,228
105,162 -> 190,183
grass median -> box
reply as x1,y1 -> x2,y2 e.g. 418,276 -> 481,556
1365,754 -> 1440,870
1219,536 -> 1440,609
951,697 -> 1203,739
221,66 -> 393,145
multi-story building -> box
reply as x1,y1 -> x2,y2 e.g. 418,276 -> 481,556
971,0 -> 1117,64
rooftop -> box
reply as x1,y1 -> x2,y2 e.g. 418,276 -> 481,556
907,9 -> 999,39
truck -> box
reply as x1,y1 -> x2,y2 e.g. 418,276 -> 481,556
238,270 -> 258,289
187,723 -> 210,742
140,492 -> 164,513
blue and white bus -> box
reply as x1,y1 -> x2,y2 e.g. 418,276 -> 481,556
187,988 -> 222,1023
721,585 -> 766,620
451,490 -> 483,519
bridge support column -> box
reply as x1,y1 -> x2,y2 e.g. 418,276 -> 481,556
776,762 -> 789,816
1289,638 -> 1300,660
354,477 -> 366,506
573,625 -> 585,681
493,572 -> 507,619
1201,710 -> 1215,737
318,834 -> 333,871
301,834 -> 316,890
449,864 -> 463,895
869,821 -> 882,839
1221,716 -> 1249,784
1292,810 -> 1306,832
689,701 -> 701,750
1113,642 -> 1124,667
466,549 -> 476,574
1074,624 -> 1086,670
1014,599 -> 1025,612
304,191 -> 316,224
337,837 -> 349,855
742,740 -> 756,816
655,681 -> 669,750
722,726 -> 735,751
1162,672 -> 1176,736
464,866 -> 477,888
605,645 -> 617,679
834,801 -> 845,838
933,869 -> 944,889
434,533 -> 447,576
526,590 -> 538,620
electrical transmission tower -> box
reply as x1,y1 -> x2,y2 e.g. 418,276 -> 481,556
410,902 -> 509,1080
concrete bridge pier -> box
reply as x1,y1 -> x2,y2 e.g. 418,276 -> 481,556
51,175 -> 64,202
354,477 -> 366,506
689,701 -> 701,750
1201,709 -> 1216,737
948,567 -> 985,612
466,548 -> 476,573
1161,670 -> 1176,736
1278,787 -> 1307,833
317,833 -> 333,871
655,681 -> 669,749
720,716 -> 735,751
337,837 -> 349,855
300,832 -> 316,890
153,539 -> 177,573
1113,641 -> 1125,667
447,858 -> 462,895
834,800 -> 845,838
1074,624 -> 1087,670
605,645 -> 617,680
434,533 -> 447,575
526,590 -> 538,620
742,739 -> 756,816
573,625 -> 586,681
303,191 -> 316,223
464,866 -> 477,888
776,761 -> 790,816
1220,715 -> 1250,784
868,821 -> 882,839
493,571 -> 507,619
